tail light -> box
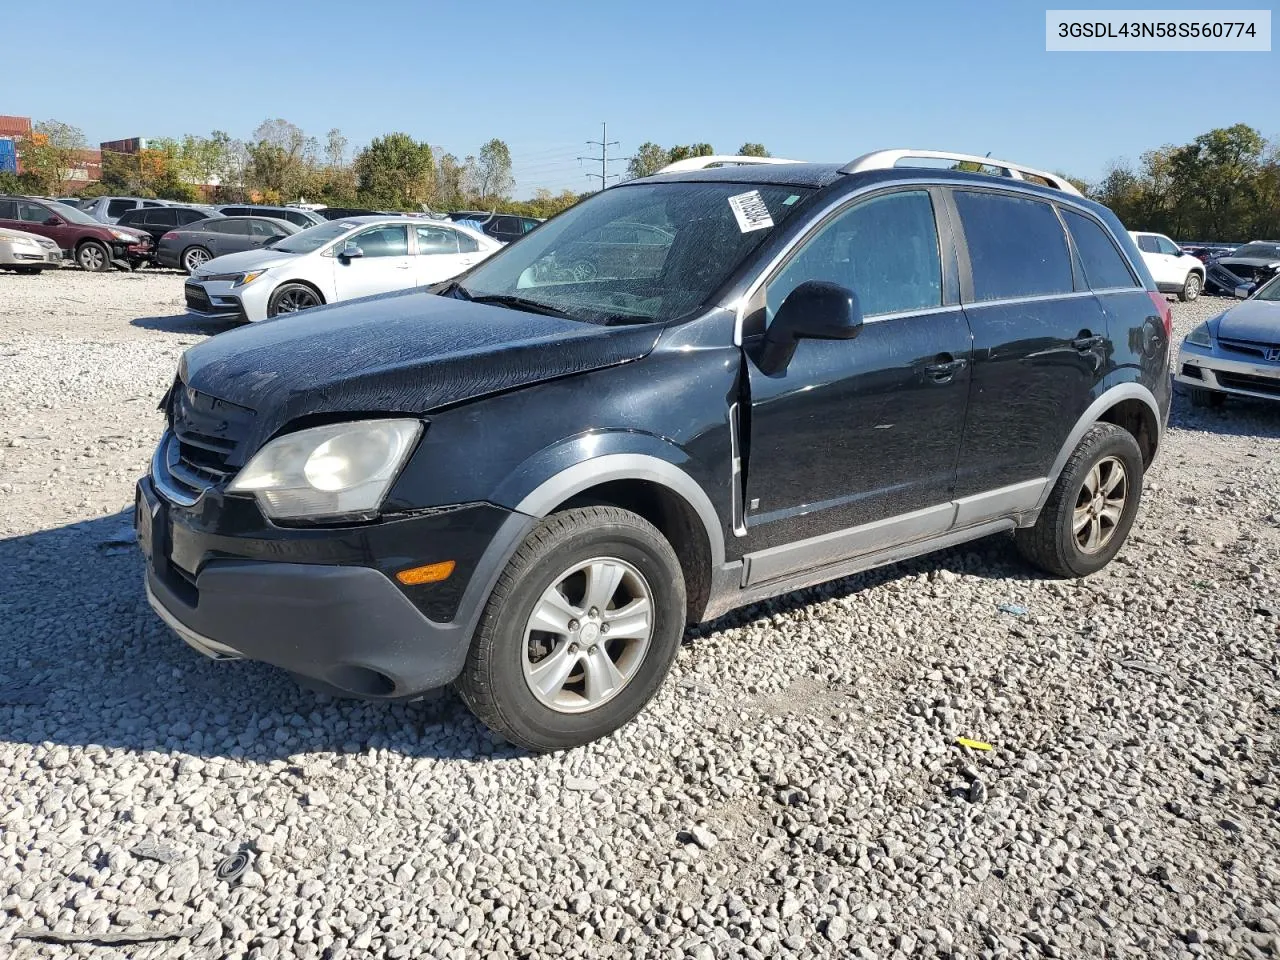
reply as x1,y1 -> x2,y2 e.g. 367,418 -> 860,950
160,231 -> 178,241
1147,290 -> 1173,339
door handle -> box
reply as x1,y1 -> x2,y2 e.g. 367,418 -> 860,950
924,357 -> 966,382
1073,334 -> 1105,352
396,263 -> 411,269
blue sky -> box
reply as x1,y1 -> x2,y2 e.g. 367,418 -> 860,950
4,0 -> 1275,196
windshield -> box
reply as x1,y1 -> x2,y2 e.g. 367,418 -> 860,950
1231,243 -> 1280,260
454,181 -> 814,324
1253,275 -> 1280,301
53,203 -> 106,226
271,221 -> 359,254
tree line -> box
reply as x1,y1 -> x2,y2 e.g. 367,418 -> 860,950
3,120 -> 1276,239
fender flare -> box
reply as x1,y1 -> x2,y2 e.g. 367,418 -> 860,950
1035,380 -> 1162,513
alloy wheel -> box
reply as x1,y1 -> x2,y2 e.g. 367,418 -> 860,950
184,248 -> 210,272
274,288 -> 319,313
1073,456 -> 1128,553
79,245 -> 105,270
521,557 -> 654,714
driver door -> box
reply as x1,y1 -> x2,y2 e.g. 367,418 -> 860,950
332,224 -> 413,300
741,188 -> 973,576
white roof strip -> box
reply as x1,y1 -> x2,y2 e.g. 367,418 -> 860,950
655,155 -> 805,174
841,149 -> 1083,196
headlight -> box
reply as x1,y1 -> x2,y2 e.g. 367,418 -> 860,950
110,230 -> 141,242
233,270 -> 268,287
227,419 -> 422,522
1185,321 -> 1213,347
10,238 -> 40,250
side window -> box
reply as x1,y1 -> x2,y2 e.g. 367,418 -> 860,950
523,219 -> 540,234
1155,235 -> 1180,256
953,191 -> 1073,301
220,207 -> 247,217
18,201 -> 52,223
150,209 -> 178,227
493,216 -> 518,234
415,226 -> 460,255
458,231 -> 479,253
767,190 -> 942,319
142,200 -> 166,208
107,199 -> 135,218
1137,235 -> 1160,254
1063,211 -> 1137,290
250,219 -> 279,238
0,199 -> 16,219
176,209 -> 207,225
349,225 -> 408,257
215,220 -> 249,236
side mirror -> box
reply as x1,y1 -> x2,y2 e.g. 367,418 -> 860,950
44,216 -> 63,226
759,280 -> 863,374
339,244 -> 364,261
1234,283 -> 1255,299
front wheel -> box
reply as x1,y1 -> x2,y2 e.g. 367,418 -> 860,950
76,241 -> 110,272
1016,423 -> 1144,578
1180,272 -> 1202,302
267,283 -> 322,317
457,506 -> 686,752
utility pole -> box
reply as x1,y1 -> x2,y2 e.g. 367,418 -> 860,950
579,122 -> 623,190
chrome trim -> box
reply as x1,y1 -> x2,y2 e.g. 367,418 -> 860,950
150,432 -> 201,507
146,580 -> 242,660
963,290 -> 1096,307
841,149 -> 1083,196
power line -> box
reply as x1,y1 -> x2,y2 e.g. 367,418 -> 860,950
578,122 -> 625,189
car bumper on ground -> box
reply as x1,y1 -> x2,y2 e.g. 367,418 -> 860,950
115,241 -> 152,264
1,248 -> 62,267
1177,342 -> 1280,401
136,472 -> 532,699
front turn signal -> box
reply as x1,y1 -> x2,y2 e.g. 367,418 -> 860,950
395,560 -> 456,586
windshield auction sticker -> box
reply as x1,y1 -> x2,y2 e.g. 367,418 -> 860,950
728,191 -> 775,233
1046,9 -> 1270,50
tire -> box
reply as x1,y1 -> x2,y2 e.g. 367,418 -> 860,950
1015,423 -> 1144,578
1179,271 -> 1202,302
182,246 -> 212,274
267,282 -> 323,317
76,241 -> 110,272
1188,386 -> 1225,408
457,506 -> 686,752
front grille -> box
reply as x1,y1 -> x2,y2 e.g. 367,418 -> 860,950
157,383 -> 255,500
1218,337 -> 1279,360
184,284 -> 212,312
1217,371 -> 1280,397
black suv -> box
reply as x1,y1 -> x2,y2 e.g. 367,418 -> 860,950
449,211 -> 542,243
138,150 -> 1171,751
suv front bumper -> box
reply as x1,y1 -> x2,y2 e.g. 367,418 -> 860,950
136,474 -> 533,698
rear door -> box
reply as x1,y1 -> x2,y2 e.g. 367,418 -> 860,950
0,198 -> 20,233
949,188 -> 1109,498
143,208 -> 178,243
331,224 -> 413,300
741,187 -> 972,569
412,224 -> 475,285
205,219 -> 250,255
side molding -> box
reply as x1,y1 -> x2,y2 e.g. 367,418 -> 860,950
513,454 -> 727,570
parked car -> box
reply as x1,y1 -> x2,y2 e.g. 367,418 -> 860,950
138,149 -> 1171,751
1203,241 -> 1280,294
1130,231 -> 1205,301
116,206 -> 223,260
0,195 -> 151,271
182,216 -> 498,320
81,196 -> 172,224
156,216 -> 298,274
316,206 -> 384,220
1177,272 -> 1280,406
448,211 -> 543,244
216,205 -> 326,229
0,226 -> 63,273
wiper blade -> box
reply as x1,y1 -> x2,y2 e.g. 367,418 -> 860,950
466,294 -> 570,319
437,280 -> 472,299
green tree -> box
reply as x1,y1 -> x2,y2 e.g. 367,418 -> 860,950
434,152 -> 469,210
245,118 -> 317,201
627,142 -> 670,179
737,142 -> 770,157
17,120 -> 88,194
666,143 -> 714,164
474,138 -> 514,201
353,133 -> 435,208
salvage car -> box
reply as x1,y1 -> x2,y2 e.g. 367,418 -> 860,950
1204,241 -> 1280,295
139,149 -> 1171,751
155,216 -> 297,274
116,205 -> 224,261
0,195 -> 151,271
1177,272 -> 1280,406
0,226 -> 63,273
182,216 -> 497,321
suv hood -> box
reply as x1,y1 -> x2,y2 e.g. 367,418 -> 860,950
194,249 -> 297,276
178,288 -> 661,453
1214,299 -> 1280,342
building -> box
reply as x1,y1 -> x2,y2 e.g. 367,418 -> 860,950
0,115 -> 31,174
100,136 -> 151,155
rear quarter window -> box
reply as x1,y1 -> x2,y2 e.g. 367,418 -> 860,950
1063,211 -> 1138,290
954,191 -> 1073,301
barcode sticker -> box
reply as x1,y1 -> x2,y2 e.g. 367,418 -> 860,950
727,190 -> 774,233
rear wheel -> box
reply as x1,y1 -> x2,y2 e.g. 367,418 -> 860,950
1016,423 -> 1144,578
267,283 -> 322,316
182,246 -> 212,274
1188,386 -> 1225,408
457,506 -> 686,752
1180,271 -> 1202,302
76,241 -> 110,272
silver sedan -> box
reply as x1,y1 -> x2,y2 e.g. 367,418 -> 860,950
0,227 -> 63,274
1177,274 -> 1280,406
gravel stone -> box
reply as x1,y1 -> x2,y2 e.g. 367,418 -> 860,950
1,276 -> 1277,957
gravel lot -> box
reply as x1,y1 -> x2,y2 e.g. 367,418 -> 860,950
1,269 -> 1278,960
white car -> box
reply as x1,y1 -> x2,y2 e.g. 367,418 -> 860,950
0,227 -> 63,273
1130,231 -> 1205,301
183,216 -> 500,322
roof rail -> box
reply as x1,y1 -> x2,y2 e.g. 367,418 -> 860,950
841,149 -> 1083,196
656,155 -> 804,174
